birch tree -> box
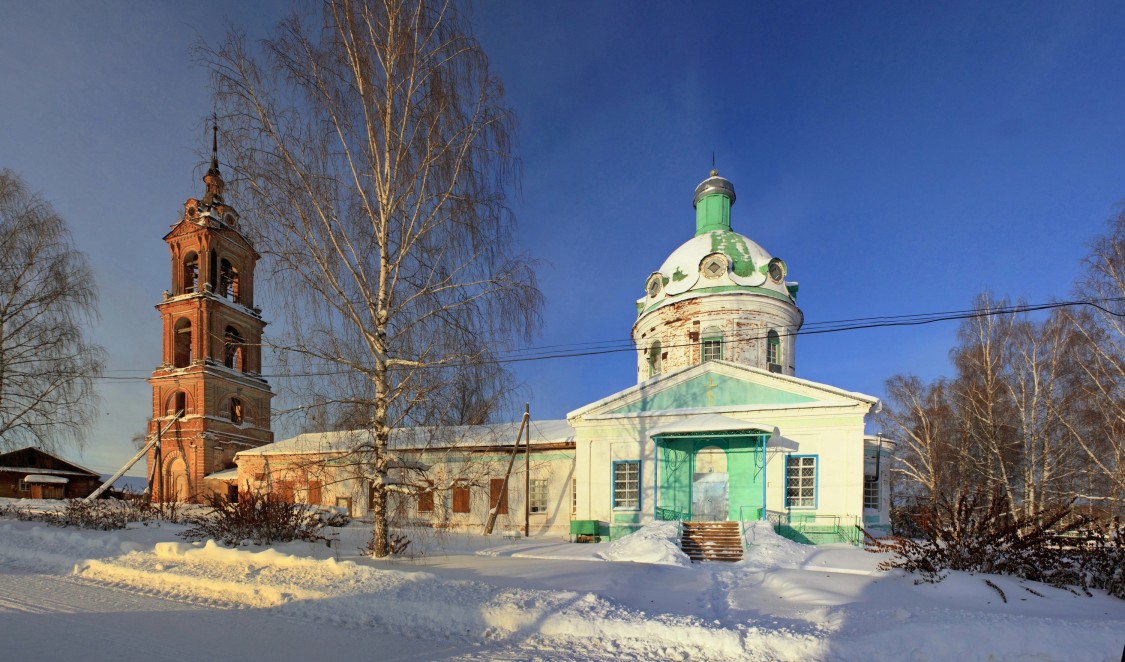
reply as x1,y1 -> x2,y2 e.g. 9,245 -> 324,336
202,0 -> 542,556
0,170 -> 105,452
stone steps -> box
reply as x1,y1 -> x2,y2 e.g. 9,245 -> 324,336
680,521 -> 743,562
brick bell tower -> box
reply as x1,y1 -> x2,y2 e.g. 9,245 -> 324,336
147,125 -> 273,502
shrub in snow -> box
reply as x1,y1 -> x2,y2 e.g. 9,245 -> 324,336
180,492 -> 329,546
1075,517 -> 1125,600
867,488 -> 1104,595
0,498 -> 172,530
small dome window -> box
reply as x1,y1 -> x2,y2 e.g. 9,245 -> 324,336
701,254 -> 727,279
646,274 -> 663,298
768,258 -> 786,284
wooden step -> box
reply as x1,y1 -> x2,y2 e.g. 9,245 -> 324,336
680,521 -> 744,562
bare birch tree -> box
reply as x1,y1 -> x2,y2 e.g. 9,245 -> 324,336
201,0 -> 542,556
0,170 -> 105,453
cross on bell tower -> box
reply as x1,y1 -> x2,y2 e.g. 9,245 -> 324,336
146,124 -> 274,502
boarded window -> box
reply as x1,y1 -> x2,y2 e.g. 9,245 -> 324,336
489,478 -> 509,515
417,481 -> 434,512
452,482 -> 471,514
308,481 -> 322,505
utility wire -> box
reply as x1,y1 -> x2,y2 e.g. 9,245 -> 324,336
88,296 -> 1125,381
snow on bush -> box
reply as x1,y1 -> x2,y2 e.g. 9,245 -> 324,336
595,521 -> 690,566
180,491 -> 330,546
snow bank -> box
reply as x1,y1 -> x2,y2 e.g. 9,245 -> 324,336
595,520 -> 691,567
741,520 -> 810,569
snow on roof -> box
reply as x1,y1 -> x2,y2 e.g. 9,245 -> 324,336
238,419 -> 576,457
206,468 -> 239,481
0,467 -> 98,477
647,414 -> 777,436
23,474 -> 69,484
0,446 -> 100,477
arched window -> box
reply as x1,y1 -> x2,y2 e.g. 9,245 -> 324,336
701,326 -> 723,363
647,340 -> 662,377
173,318 -> 193,368
767,330 -> 782,373
230,397 -> 244,424
224,325 -> 244,371
182,252 -> 199,294
167,390 -> 187,415
219,258 -> 240,303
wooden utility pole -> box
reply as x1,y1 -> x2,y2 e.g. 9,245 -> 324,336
524,410 -> 530,537
483,404 -> 529,536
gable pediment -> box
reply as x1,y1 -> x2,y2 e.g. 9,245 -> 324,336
568,361 -> 877,420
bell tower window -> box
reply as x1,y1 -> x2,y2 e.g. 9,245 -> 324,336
183,252 -> 199,294
224,326 -> 245,371
230,397 -> 244,424
173,319 -> 193,368
767,330 -> 782,373
219,259 -> 240,303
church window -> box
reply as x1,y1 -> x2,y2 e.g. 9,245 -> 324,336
612,460 -> 640,510
529,478 -> 548,514
768,257 -> 786,284
701,254 -> 727,279
230,397 -> 243,424
702,333 -> 720,364
646,274 -> 662,298
224,326 -> 245,371
767,330 -> 782,372
182,252 -> 199,294
173,318 -> 193,368
864,475 -> 880,511
785,456 -> 817,509
647,341 -> 662,377
452,481 -> 471,513
417,480 -> 434,513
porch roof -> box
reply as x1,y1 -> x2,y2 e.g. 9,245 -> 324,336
648,414 -> 776,437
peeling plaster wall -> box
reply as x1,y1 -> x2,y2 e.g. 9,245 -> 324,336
632,293 -> 802,383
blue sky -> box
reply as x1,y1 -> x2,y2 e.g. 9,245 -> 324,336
2,1 -> 1124,477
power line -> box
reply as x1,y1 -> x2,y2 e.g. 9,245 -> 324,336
88,296 -> 1125,381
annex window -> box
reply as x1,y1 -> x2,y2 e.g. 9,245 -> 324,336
417,480 -> 434,513
182,252 -> 199,294
224,326 -> 244,371
647,340 -> 662,377
335,496 -> 352,515
307,481 -> 322,505
173,318 -> 193,368
529,478 -> 549,514
613,460 -> 640,510
571,477 -> 577,518
452,481 -> 471,514
786,456 -> 817,509
864,475 -> 880,511
489,478 -> 509,515
230,397 -> 243,424
767,330 -> 782,373
17,479 -> 29,493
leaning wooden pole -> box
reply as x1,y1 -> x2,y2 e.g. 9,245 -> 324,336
483,404 -> 529,536
86,411 -> 183,501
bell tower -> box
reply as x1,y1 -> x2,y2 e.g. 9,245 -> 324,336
146,125 -> 274,502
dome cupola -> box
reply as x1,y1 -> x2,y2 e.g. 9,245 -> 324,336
631,169 -> 804,382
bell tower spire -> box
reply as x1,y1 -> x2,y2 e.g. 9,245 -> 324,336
146,127 -> 273,503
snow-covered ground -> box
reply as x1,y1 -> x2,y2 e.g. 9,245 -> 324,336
1,502 -> 1123,661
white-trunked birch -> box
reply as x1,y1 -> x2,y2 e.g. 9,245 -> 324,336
201,0 -> 542,556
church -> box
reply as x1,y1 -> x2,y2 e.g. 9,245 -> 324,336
146,150 -> 890,544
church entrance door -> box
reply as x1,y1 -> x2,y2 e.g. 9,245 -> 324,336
692,445 -> 728,521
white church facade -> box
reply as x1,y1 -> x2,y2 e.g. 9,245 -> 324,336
229,171 -> 892,543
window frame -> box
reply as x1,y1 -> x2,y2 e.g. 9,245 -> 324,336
701,336 -> 723,362
766,330 -> 782,371
529,478 -> 549,514
417,479 -> 434,513
863,474 -> 880,511
571,476 -> 577,518
17,479 -> 30,493
612,460 -> 641,511
785,455 -> 818,509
